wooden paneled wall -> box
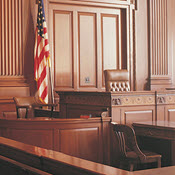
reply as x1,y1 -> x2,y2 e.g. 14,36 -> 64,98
0,0 -> 36,117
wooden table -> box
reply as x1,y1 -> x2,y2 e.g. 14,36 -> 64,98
133,121 -> 175,166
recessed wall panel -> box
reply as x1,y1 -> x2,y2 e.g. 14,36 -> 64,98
78,13 -> 97,87
102,15 -> 119,71
54,11 -> 73,88
59,127 -> 99,162
124,110 -> 153,125
168,109 -> 175,122
102,14 -> 120,86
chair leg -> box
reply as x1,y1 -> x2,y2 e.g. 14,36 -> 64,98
16,108 -> 20,119
119,162 -> 123,169
129,163 -> 134,171
27,107 -> 34,118
25,108 -> 28,118
157,158 -> 161,168
51,106 -> 54,118
119,161 -> 126,170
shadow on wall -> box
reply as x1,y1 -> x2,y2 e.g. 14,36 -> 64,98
23,1 -> 37,96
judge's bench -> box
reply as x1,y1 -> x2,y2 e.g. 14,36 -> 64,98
56,90 -> 175,124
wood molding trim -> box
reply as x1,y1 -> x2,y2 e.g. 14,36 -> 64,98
0,76 -> 28,87
49,0 -> 135,7
0,97 -> 14,104
150,76 -> 171,85
111,93 -> 155,106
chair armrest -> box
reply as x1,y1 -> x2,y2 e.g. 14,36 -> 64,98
33,103 -> 57,118
16,105 -> 31,109
43,103 -> 57,107
33,103 -> 57,108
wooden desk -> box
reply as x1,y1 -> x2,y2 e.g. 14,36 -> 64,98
133,121 -> 175,166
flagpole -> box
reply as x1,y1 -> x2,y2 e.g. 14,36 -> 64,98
48,64 -> 54,104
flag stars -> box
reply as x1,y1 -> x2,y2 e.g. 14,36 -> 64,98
36,1 -> 46,37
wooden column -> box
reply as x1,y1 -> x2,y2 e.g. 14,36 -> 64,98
149,0 -> 171,90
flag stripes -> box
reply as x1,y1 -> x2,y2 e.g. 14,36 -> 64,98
34,0 -> 50,104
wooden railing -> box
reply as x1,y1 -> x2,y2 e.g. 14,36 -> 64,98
0,137 -> 127,175
0,136 -> 175,175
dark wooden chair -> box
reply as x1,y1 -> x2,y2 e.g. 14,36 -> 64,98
111,122 -> 161,171
13,97 -> 57,118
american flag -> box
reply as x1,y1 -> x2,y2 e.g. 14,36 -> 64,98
34,0 -> 50,104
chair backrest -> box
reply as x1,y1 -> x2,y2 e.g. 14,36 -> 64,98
13,97 -> 37,118
112,123 -> 146,160
13,97 -> 36,107
104,69 -> 130,92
